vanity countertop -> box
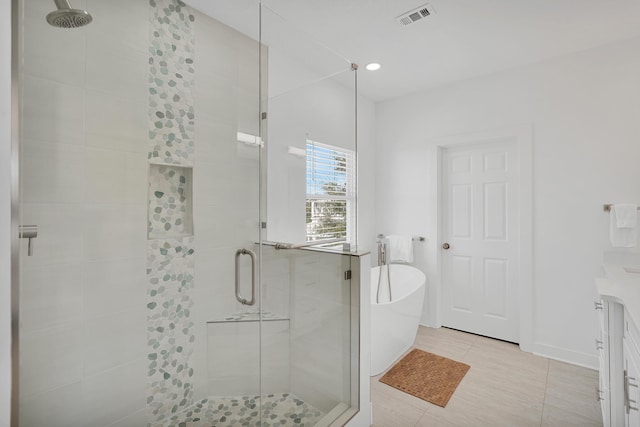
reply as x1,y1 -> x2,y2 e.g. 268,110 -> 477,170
597,259 -> 640,328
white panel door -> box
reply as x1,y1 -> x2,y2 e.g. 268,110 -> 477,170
441,140 -> 519,342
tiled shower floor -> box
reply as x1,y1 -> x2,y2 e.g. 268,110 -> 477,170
169,393 -> 325,427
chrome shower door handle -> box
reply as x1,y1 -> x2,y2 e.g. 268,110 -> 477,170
235,248 -> 256,306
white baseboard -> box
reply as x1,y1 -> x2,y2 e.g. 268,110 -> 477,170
533,342 -> 599,370
414,325 -> 599,370
418,321 -> 440,329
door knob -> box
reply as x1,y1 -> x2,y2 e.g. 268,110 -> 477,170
442,243 -> 450,250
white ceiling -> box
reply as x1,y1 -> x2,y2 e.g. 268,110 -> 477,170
189,0 -> 640,102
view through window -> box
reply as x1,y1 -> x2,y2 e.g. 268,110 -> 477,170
305,140 -> 355,244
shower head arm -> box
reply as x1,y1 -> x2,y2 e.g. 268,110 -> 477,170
53,0 -> 72,10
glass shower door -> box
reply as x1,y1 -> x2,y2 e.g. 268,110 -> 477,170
17,0 -> 265,425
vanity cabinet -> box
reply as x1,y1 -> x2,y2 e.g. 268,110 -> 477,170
596,297 -> 624,427
597,257 -> 640,427
624,311 -> 640,426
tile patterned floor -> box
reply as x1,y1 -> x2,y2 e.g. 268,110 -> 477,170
372,326 -> 604,427
170,393 -> 324,427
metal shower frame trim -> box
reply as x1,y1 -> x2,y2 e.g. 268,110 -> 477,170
10,0 -> 21,425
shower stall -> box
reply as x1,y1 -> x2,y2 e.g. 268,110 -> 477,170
12,0 -> 364,425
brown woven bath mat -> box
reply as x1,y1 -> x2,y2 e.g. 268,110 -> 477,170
379,348 -> 470,407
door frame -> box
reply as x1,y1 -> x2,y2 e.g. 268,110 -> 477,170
429,125 -> 533,352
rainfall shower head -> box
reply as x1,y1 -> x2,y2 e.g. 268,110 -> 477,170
46,0 -> 92,29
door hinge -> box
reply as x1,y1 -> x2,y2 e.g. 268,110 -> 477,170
344,270 -> 352,280
261,112 -> 267,120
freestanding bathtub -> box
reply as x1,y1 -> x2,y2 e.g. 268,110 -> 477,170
370,264 -> 426,376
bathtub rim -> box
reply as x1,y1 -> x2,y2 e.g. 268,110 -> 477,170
370,264 -> 426,306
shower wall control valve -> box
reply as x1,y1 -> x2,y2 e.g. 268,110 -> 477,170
19,225 -> 38,256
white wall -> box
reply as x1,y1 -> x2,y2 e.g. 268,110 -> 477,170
356,93 -> 377,259
1,0 -> 12,425
375,36 -> 640,368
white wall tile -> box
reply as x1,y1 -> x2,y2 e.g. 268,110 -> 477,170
19,382 -> 83,427
21,203 -> 84,268
234,34 -> 261,94
83,257 -> 146,319
81,359 -> 147,426
23,0 -> 87,15
21,75 -> 84,146
192,247 -> 236,319
236,87 -> 260,136
192,203 -> 258,250
193,10 -> 237,81
191,320 -> 208,401
206,321 -> 261,396
194,120 -> 235,164
261,275 -> 290,318
106,407 -> 150,427
206,319 -> 291,396
261,320 -> 291,393
289,252 -> 351,412
83,148 -> 147,204
86,0 -> 149,54
86,33 -> 148,103
261,252 -> 291,318
192,162 -> 235,206
22,141 -> 84,204
22,1 -> 86,86
82,310 -> 147,377
194,71 -> 238,126
20,325 -> 83,398
82,204 -> 146,261
21,262 -> 83,333
85,90 -> 147,153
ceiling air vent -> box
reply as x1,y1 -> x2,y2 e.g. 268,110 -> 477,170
396,3 -> 435,27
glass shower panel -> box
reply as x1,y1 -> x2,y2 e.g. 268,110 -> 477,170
17,0 -> 264,426
260,245 -> 356,424
260,5 -> 357,248
260,4 -> 359,425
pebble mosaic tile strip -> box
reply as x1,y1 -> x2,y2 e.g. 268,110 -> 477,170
147,237 -> 196,424
148,0 -> 196,165
147,0 -> 197,424
148,164 -> 193,239
169,393 -> 325,427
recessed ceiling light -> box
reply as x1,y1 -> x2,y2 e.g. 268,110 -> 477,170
366,63 -> 381,71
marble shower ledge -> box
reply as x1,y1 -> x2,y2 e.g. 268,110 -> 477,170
206,310 -> 289,323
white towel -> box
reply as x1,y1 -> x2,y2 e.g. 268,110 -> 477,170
615,204 -> 638,228
610,204 -> 638,248
388,235 -> 414,263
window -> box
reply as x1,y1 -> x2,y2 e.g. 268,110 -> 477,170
305,139 -> 355,244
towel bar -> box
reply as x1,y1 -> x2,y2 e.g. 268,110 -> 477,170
377,233 -> 425,242
604,204 -> 640,212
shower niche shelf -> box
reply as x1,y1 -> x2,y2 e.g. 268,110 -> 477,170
148,163 -> 193,240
